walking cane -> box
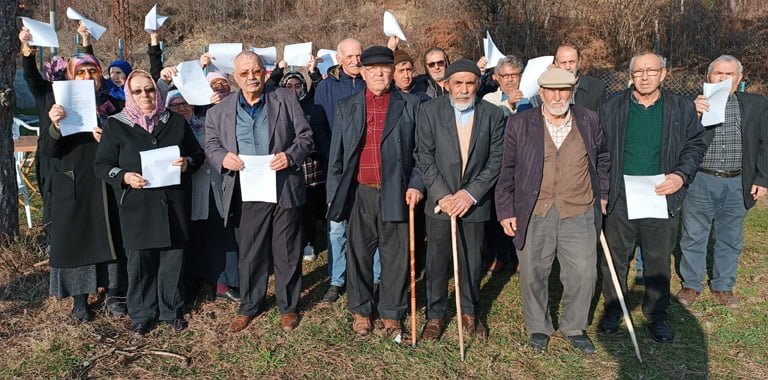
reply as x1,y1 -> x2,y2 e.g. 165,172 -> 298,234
450,215 -> 466,361
599,231 -> 643,363
409,206 -> 417,347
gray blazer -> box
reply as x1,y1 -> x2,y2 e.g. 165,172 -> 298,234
204,86 -> 313,226
416,96 -> 506,222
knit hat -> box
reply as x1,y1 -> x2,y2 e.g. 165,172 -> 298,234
444,59 -> 481,79
393,50 -> 414,66
206,71 -> 229,84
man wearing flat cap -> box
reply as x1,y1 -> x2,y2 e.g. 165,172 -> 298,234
416,59 -> 505,341
327,45 -> 424,338
495,68 -> 610,353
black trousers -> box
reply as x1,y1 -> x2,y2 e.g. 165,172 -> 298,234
302,184 -> 327,246
425,216 -> 485,319
126,247 -> 184,323
233,201 -> 302,316
347,185 -> 409,320
602,188 -> 678,322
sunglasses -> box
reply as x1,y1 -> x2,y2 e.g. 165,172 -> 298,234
426,60 -> 446,69
131,87 -> 156,96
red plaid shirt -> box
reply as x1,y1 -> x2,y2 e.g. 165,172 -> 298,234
356,89 -> 390,185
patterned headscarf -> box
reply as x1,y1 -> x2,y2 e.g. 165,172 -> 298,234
66,53 -> 103,90
121,70 -> 166,133
279,71 -> 308,102
43,56 -> 68,81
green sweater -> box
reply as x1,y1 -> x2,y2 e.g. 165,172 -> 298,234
623,95 -> 663,175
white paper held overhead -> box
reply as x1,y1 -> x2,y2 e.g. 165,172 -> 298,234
383,11 -> 407,42
519,56 -> 555,98
251,46 -> 277,71
208,43 -> 243,74
144,4 -> 169,33
316,49 -> 338,76
66,7 -> 107,40
284,42 -> 313,67
483,31 -> 505,69
172,61 -> 215,106
20,17 -> 59,48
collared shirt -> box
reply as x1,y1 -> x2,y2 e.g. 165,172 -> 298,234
238,92 -> 265,119
543,109 -> 573,149
701,94 -> 742,171
356,89 -> 391,185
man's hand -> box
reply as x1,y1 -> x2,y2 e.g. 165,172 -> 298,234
222,152 -> 244,171
694,95 -> 709,116
48,104 -> 66,129
601,199 -> 608,215
270,152 -> 291,171
476,56 -> 488,74
405,188 -> 423,208
160,67 -> 177,84
123,172 -> 148,189
277,60 -> 288,70
500,217 -> 517,237
19,27 -> 31,46
507,89 -> 524,105
199,52 -> 214,68
210,92 -> 223,105
655,173 -> 684,195
92,126 -> 103,143
446,190 -> 474,218
171,157 -> 189,173
387,36 -> 400,51
751,185 -> 767,201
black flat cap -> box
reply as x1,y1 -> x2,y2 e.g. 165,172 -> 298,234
361,45 -> 394,66
444,59 -> 481,79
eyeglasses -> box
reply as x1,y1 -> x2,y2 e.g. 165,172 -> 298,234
496,72 -> 522,81
426,60 -> 446,69
630,68 -> 663,78
210,81 -> 229,89
237,68 -> 263,77
130,87 -> 156,96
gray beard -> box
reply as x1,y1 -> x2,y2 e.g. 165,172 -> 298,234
450,96 -> 475,111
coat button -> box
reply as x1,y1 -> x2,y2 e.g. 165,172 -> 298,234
533,190 -> 539,195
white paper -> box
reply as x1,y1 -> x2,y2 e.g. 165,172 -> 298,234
383,11 -> 407,42
66,7 -> 107,40
140,146 -> 181,188
701,78 -> 732,127
172,61 -> 215,106
208,43 -> 243,74
144,4 -> 169,33
483,31 -> 505,69
520,55 -> 555,98
20,17 -> 59,48
623,175 -> 668,220
239,154 -> 277,203
284,42 -> 312,67
51,80 -> 97,136
250,46 -> 277,71
317,49 -> 337,76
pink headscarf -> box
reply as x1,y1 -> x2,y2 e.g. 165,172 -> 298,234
121,70 -> 165,133
66,53 -> 103,90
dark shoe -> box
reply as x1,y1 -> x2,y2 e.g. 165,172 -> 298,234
676,287 -> 701,307
322,285 -> 343,303
527,333 -> 549,353
216,289 -> 241,303
421,319 -> 444,341
228,315 -> 256,333
72,306 -> 94,323
169,318 -> 188,332
352,313 -> 372,336
131,321 -> 154,336
106,298 -> 127,317
712,290 -> 739,308
648,321 -> 675,344
598,312 -> 621,335
567,333 -> 596,354
280,312 -> 299,332
461,314 -> 488,341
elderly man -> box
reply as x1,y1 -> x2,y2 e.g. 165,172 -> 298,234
531,44 -> 605,113
482,55 -> 532,117
417,59 -> 505,341
205,51 -> 313,333
412,48 -> 450,99
392,50 -> 415,93
496,68 -> 610,353
598,51 -> 706,344
676,55 -> 768,308
326,46 -> 424,338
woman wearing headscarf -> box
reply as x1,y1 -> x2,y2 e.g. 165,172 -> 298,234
105,59 -> 133,110
165,90 -> 240,303
95,70 -> 204,335
41,52 -> 126,323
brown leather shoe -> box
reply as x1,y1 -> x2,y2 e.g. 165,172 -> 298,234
712,290 -> 739,308
280,312 -> 299,332
461,314 -> 489,341
421,318 -> 443,341
380,319 -> 403,340
352,313 -> 372,336
228,315 -> 255,333
676,287 -> 700,307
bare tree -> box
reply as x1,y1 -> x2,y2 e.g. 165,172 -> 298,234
0,0 -> 20,240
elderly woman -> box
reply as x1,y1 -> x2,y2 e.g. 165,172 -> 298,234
95,70 -> 204,335
105,59 -> 133,109
40,52 -> 125,322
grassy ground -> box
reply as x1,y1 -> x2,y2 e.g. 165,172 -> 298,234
1,200 -> 767,379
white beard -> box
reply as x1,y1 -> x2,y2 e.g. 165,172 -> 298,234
450,96 -> 475,111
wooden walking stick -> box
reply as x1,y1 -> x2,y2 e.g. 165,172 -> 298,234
409,205 -> 417,347
599,231 -> 643,363
451,215 -> 466,361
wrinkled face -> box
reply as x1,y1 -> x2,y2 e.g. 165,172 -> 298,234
209,78 -> 231,96
393,61 -> 414,91
540,87 -> 573,116
284,78 -> 303,98
110,67 -> 127,87
493,63 -> 522,96
708,60 -> 742,94
361,64 -> 393,95
446,72 -> 479,110
554,46 -> 580,76
233,55 -> 266,97
630,53 -> 667,96
129,74 -> 157,115
425,51 -> 447,81
168,97 -> 193,120
337,40 -> 362,77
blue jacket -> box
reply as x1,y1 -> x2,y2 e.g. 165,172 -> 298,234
313,65 -> 366,130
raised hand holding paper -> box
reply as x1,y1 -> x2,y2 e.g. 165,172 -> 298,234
284,42 -> 313,67
144,4 -> 169,33
208,43 -> 243,74
317,49 -> 338,76
383,11 -> 407,42
140,146 -> 181,189
20,17 -> 59,48
483,31 -> 505,69
51,80 -> 97,136
172,61 -> 215,106
66,7 -> 107,40
251,46 -> 277,70
520,56 -> 555,98
701,78 -> 732,127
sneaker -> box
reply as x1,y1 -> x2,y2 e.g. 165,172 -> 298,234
216,288 -> 241,303
303,244 -> 316,261
322,285 -> 342,303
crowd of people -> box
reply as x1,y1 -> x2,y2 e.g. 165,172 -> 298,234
17,20 -> 768,356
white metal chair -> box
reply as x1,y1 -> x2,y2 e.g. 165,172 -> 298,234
12,117 -> 40,229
